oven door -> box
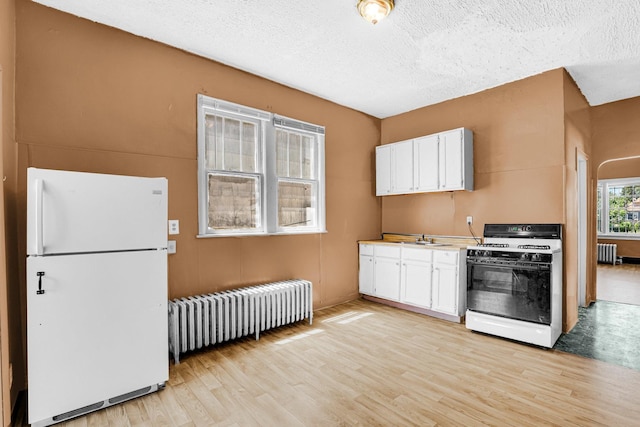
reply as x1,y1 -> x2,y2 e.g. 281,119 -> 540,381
466,259 -> 551,325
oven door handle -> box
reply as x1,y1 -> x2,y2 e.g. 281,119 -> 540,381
466,260 -> 550,271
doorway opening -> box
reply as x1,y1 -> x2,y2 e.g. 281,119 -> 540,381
596,156 -> 640,307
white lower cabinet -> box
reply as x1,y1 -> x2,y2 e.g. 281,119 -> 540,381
402,260 -> 432,308
359,243 -> 465,320
432,264 -> 458,314
432,250 -> 460,315
401,247 -> 432,308
374,257 -> 401,301
359,254 -> 374,295
358,244 -> 375,295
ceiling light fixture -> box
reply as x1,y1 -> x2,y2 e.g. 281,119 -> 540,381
357,0 -> 394,25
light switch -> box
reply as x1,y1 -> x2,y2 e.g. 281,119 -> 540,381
168,220 -> 179,235
168,240 -> 177,254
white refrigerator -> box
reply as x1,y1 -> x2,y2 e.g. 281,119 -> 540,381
26,168 -> 169,427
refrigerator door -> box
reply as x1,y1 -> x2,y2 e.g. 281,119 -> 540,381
27,250 -> 168,424
27,168 -> 168,255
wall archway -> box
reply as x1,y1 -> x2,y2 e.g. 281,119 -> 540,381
596,156 -> 640,262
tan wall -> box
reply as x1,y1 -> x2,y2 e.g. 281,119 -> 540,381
380,69 -> 566,236
599,157 -> 640,179
593,97 -> 640,166
592,97 -> 640,259
380,70 -> 578,330
380,69 -> 591,331
562,70 -> 593,329
1,0 -> 20,423
15,2 -> 381,315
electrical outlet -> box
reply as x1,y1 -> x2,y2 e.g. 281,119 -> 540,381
168,240 -> 177,254
168,220 -> 180,235
466,216 -> 473,225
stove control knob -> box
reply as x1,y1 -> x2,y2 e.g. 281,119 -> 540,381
483,250 -> 491,257
531,253 -> 541,262
520,253 -> 530,261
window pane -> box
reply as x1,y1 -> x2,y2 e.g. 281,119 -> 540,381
242,122 -> 256,172
205,115 -> 223,170
301,135 -> 315,179
288,133 -> 301,178
607,183 -> 640,234
224,118 -> 241,171
276,129 -> 288,177
208,174 -> 260,230
278,180 -> 316,228
597,184 -> 602,233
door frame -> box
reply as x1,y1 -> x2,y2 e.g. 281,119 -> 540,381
577,150 -> 588,307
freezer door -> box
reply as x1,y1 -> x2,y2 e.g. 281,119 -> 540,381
27,168 -> 167,255
27,250 -> 168,424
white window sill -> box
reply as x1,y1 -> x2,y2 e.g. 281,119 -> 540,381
597,234 -> 640,241
197,229 -> 328,238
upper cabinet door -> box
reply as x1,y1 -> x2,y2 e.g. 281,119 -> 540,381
439,129 -> 464,191
375,127 -> 473,196
414,135 -> 439,191
393,140 -> 414,193
375,145 -> 392,196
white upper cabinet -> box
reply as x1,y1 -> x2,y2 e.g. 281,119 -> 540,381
375,145 -> 392,196
376,127 -> 473,196
376,139 -> 414,196
414,134 -> 439,192
394,140 -> 414,193
439,128 -> 473,191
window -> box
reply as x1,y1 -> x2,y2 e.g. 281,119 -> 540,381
197,95 -> 325,237
274,116 -> 323,232
597,178 -> 640,237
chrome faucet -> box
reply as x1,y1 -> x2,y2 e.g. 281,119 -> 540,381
415,235 -> 433,244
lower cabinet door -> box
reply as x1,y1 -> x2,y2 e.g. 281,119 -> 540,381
402,260 -> 432,308
359,255 -> 374,295
374,257 -> 401,301
432,264 -> 458,314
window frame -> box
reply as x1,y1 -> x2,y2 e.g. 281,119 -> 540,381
197,95 -> 326,237
272,116 -> 326,234
597,177 -> 640,240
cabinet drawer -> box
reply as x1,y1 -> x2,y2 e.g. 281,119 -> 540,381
402,247 -> 432,262
434,250 -> 459,265
375,245 -> 401,258
359,244 -> 374,256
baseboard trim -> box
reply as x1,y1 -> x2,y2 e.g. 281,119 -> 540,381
361,295 -> 463,323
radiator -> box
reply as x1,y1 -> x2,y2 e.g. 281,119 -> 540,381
168,279 -> 313,364
597,243 -> 617,265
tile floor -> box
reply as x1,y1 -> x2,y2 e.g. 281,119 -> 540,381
554,264 -> 640,371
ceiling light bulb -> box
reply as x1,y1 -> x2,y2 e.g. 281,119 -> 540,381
357,0 -> 394,25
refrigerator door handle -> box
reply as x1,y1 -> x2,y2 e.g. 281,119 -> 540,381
37,271 -> 45,295
34,178 -> 44,255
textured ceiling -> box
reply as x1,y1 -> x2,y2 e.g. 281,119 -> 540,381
33,0 -> 640,118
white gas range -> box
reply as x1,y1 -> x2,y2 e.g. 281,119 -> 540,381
465,224 -> 563,348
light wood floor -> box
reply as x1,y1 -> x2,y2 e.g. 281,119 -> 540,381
15,299 -> 640,426
597,263 -> 640,305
